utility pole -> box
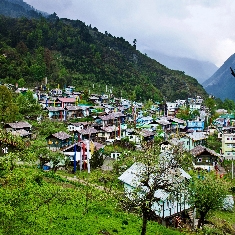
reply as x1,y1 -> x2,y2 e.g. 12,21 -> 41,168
80,142 -> 83,171
232,160 -> 234,180
73,141 -> 77,173
86,140 -> 90,173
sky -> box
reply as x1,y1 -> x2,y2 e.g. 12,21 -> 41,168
24,0 -> 235,67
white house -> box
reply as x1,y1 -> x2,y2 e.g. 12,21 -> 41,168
118,162 -> 192,223
124,129 -> 141,144
67,122 -> 88,132
166,102 -> 178,116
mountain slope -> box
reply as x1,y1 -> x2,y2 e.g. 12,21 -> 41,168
203,53 -> 235,101
0,15 -> 207,102
143,50 -> 218,84
0,0 -> 46,18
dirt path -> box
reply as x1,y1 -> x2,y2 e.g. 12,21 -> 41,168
62,175 -> 116,194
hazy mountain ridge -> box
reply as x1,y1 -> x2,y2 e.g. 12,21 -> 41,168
143,50 -> 218,84
203,53 -> 235,100
0,0 -> 47,18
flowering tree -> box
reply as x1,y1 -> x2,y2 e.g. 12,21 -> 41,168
119,143 -> 192,235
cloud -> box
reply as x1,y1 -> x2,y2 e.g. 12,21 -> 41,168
24,0 -> 235,67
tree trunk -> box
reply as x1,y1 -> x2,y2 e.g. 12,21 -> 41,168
198,212 -> 206,229
141,210 -> 148,235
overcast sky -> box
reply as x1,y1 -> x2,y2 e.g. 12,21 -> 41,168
24,0 -> 235,67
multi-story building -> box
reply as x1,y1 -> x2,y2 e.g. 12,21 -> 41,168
221,133 -> 235,160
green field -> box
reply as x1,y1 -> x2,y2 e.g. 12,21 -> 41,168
0,166 -> 184,235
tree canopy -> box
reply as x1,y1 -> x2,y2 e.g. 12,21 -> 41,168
189,171 -> 231,228
0,16 -> 207,102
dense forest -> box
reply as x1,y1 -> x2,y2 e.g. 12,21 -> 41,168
0,13 -> 207,101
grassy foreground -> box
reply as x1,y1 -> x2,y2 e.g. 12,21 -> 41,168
0,166 -> 184,235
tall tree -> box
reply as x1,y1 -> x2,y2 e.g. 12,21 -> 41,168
204,97 -> 216,116
0,85 -> 19,122
16,90 -> 41,117
189,172 -> 231,228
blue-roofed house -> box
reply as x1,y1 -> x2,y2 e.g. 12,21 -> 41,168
187,120 -> 204,132
136,116 -> 153,126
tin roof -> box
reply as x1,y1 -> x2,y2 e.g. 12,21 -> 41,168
46,107 -> 64,111
51,131 -> 71,140
6,121 -> 32,129
118,162 -> 191,198
78,128 -> 98,135
190,145 -> 221,159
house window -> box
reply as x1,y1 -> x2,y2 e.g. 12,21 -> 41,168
227,138 -> 230,140
197,158 -> 202,162
187,141 -> 189,145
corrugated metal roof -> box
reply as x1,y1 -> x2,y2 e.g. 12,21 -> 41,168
154,189 -> 169,200
101,126 -> 118,132
118,162 -> 145,187
46,107 -> 64,111
118,162 -> 191,195
51,131 -> 71,140
190,145 -> 222,159
6,121 -> 32,129
78,128 -> 98,135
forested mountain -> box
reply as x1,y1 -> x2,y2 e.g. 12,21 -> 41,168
203,53 -> 235,101
0,0 -> 46,18
144,49 -> 218,84
0,14 -> 207,101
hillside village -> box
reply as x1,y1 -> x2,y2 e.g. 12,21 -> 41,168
1,82 -> 235,234
6,83 -> 235,164
1,1 -> 235,234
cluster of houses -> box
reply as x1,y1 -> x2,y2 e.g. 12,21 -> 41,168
2,84 -> 234,226
4,85 -> 235,167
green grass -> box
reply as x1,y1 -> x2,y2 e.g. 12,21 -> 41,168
206,208 -> 235,234
0,166 -> 184,235
4,166 -> 235,235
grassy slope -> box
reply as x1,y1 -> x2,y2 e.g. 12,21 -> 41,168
0,166 -> 184,235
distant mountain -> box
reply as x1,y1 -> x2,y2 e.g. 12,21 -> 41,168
203,53 -> 235,101
0,0 -> 48,19
143,50 -> 218,84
